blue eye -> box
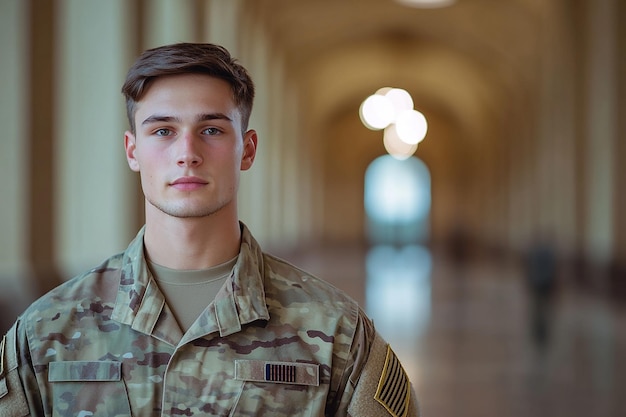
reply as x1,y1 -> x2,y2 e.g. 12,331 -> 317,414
155,128 -> 172,136
202,127 -> 221,135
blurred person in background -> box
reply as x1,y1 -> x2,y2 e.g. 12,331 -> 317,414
525,236 -> 558,349
0,42 -> 420,417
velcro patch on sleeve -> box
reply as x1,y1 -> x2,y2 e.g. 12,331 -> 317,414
374,346 -> 411,417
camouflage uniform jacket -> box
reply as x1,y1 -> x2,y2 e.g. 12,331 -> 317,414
1,224 -> 420,417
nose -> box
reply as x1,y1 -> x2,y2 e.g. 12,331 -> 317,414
176,132 -> 203,167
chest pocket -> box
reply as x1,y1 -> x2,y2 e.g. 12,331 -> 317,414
48,361 -> 131,417
231,360 -> 323,417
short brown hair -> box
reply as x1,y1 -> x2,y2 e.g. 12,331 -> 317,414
121,42 -> 255,133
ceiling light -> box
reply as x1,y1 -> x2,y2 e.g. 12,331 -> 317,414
395,0 -> 456,9
359,94 -> 395,130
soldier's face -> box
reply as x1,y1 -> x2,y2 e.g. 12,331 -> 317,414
124,74 -> 257,219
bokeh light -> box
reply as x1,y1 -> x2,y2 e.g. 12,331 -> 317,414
395,109 -> 428,145
359,94 -> 395,130
385,88 -> 414,115
360,87 -> 428,157
383,124 -> 418,159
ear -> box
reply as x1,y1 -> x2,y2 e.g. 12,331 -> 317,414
124,131 -> 140,172
240,129 -> 258,171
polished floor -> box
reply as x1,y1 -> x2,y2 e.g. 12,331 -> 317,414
282,243 -> 626,417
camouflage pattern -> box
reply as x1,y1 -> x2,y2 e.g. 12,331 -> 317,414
1,224 -> 420,416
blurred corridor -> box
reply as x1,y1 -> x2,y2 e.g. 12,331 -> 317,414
281,244 -> 626,417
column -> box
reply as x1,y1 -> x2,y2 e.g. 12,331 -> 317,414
238,13 -> 272,243
0,0 -> 29,310
55,0 -> 137,277
536,1 -> 578,254
26,0 -> 61,297
613,0 -> 626,260
143,0 -> 199,47
280,82 -> 306,246
609,0 -> 626,297
584,0 -> 617,269
205,0 -> 243,54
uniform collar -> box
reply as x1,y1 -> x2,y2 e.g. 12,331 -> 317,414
111,223 -> 270,346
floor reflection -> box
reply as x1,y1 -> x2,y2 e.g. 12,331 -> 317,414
282,243 -> 626,417
365,245 -> 432,385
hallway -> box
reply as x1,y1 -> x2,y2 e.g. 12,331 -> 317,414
282,244 -> 626,417
1,1 -> 626,415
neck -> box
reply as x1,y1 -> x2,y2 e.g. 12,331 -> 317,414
143,206 -> 241,270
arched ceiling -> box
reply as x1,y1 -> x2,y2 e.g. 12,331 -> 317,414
247,0 -> 562,242
250,0 -> 553,147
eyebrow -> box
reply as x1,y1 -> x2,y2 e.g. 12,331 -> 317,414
141,113 -> 233,126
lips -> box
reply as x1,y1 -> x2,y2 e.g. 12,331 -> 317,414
170,176 -> 208,190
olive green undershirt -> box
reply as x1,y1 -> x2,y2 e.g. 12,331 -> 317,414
148,256 -> 238,332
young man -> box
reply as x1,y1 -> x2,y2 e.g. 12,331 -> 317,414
0,43 -> 420,417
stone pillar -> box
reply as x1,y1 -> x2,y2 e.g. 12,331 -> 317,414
0,0 -> 30,322
205,0 -> 243,54
610,0 -> 626,300
238,13 -> 272,243
583,0 -> 617,274
535,1 -> 578,255
143,0 -> 199,47
55,0 -> 136,277
280,83 -> 307,247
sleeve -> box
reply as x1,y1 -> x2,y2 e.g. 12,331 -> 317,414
346,333 -> 420,417
332,310 -> 421,417
0,320 -> 42,417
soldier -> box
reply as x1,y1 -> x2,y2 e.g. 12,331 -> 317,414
0,43 -> 420,417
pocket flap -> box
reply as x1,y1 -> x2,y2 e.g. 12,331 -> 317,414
49,361 -> 122,382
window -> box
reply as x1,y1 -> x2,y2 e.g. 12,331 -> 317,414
364,155 -> 431,244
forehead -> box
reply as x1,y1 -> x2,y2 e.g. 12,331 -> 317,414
135,74 -> 239,121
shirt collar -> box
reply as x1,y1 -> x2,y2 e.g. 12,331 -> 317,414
111,223 -> 270,345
